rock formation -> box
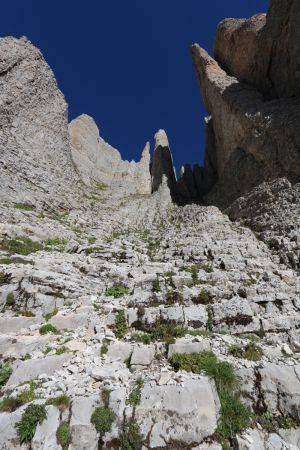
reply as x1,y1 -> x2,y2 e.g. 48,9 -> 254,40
1,1 -> 300,449
0,36 -> 80,209
70,114 -> 152,195
151,129 -> 177,193
192,0 -> 300,209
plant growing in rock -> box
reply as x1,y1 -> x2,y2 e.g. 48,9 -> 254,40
0,363 -> 12,388
16,404 -> 47,443
151,277 -> 161,292
229,342 -> 263,361
46,394 -> 70,411
0,236 -> 43,256
119,419 -> 144,450
170,351 -> 251,445
39,324 -> 60,335
6,292 -> 15,306
56,421 -> 71,450
114,310 -> 128,338
126,378 -> 144,406
105,285 -> 129,298
90,406 -> 116,437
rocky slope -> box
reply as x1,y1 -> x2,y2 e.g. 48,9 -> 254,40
0,1 -> 300,450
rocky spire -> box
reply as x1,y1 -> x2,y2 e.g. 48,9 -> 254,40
151,129 -> 177,193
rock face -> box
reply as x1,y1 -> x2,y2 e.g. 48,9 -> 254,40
151,129 -> 177,193
192,0 -> 300,209
0,36 -> 80,208
1,3 -> 300,449
215,1 -> 300,99
70,114 -> 152,195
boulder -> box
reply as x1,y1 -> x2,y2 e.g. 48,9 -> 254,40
135,379 -> 219,448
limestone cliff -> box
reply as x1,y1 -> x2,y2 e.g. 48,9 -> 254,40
0,36 -> 80,208
69,114 -> 152,195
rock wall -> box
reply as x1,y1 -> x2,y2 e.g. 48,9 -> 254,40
192,0 -> 300,208
69,114 -> 152,195
0,36 -> 80,208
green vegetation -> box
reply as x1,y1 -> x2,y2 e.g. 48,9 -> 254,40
46,394 -> 70,411
56,346 -> 67,355
6,292 -> 15,306
151,277 -> 161,292
16,404 -> 47,443
193,288 -> 211,305
126,378 -> 144,406
19,310 -> 35,317
0,271 -> 9,285
229,342 -> 263,361
101,389 -> 111,407
56,421 -> 71,450
115,310 -> 128,339
88,236 -> 97,244
131,322 -> 187,345
0,237 -> 43,256
119,419 -> 144,450
0,396 -> 19,412
257,412 -> 300,433
0,363 -> 12,388
105,285 -> 129,298
130,332 -> 152,345
206,305 -> 214,331
101,340 -> 109,355
165,290 -> 183,305
39,324 -> 60,335
44,238 -> 68,251
14,203 -> 35,212
170,351 -> 251,445
191,265 -> 199,285
45,309 -> 58,321
90,407 -> 116,436
17,380 -> 40,405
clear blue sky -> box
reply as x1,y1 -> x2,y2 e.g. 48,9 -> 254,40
1,0 -> 269,173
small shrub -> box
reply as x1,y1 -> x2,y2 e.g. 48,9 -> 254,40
126,378 -> 144,406
6,292 -> 15,306
150,323 -> 187,344
115,310 -> 128,339
88,236 -> 96,244
46,394 -> 70,411
56,346 -> 67,355
39,324 -> 60,335
195,288 -> 211,305
152,277 -> 161,292
191,265 -> 199,285
90,407 -> 116,436
119,419 -> 144,450
206,305 -> 214,331
101,341 -> 109,355
0,363 -> 12,388
56,421 -> 70,450
130,333 -> 152,345
16,404 -> 47,443
105,285 -> 129,298
229,342 -> 263,361
0,271 -> 9,285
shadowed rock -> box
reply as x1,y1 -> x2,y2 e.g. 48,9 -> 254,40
151,129 -> 177,192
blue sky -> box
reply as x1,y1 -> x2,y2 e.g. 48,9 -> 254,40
1,0 -> 269,173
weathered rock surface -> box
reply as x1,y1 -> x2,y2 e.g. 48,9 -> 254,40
70,114 -> 152,195
1,3 -> 300,449
0,36 -> 80,208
